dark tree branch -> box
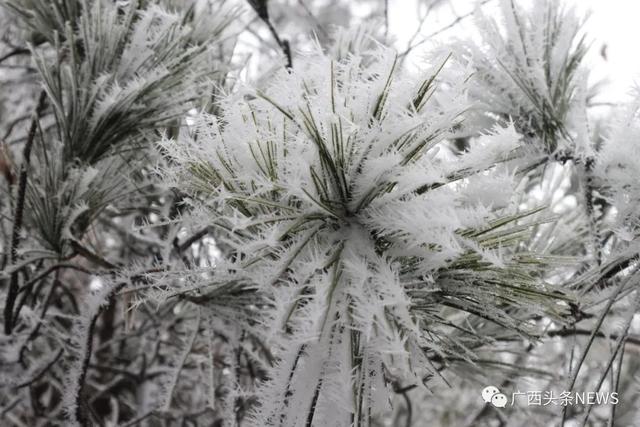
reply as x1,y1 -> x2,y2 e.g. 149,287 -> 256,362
392,381 -> 415,427
264,19 -> 292,69
0,47 -> 29,64
547,328 -> 640,347
2,113 -> 32,141
246,0 -> 292,68
14,348 -> 64,389
69,239 -> 118,269
174,227 -> 211,253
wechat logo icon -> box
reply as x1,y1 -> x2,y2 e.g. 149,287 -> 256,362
482,385 -> 508,408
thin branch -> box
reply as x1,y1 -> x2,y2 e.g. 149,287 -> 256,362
583,254 -> 638,293
174,227 -> 211,253
560,272 -> 634,425
607,340 -> 626,427
245,0 -> 292,68
2,113 -> 32,141
392,381 -> 415,427
399,0 -> 494,58
69,239 -> 118,269
161,309 -> 201,411
15,261 -> 89,296
402,3 -> 433,61
75,310 -> 99,425
547,328 -> 640,348
14,348 -> 64,389
384,0 -> 390,39
121,410 -> 156,427
264,19 -> 292,69
583,159 -> 603,268
579,291 -> 639,426
297,0 -> 328,38
0,47 -> 29,64
71,283 -> 127,425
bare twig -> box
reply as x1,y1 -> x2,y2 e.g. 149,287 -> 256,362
0,47 -> 29,64
547,328 -> 640,348
14,348 -> 64,389
2,114 -> 32,141
402,3 -> 433,60
399,0 -> 494,58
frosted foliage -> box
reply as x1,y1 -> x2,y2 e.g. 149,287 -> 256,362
160,44 -> 569,425
595,90 -> 640,243
3,0 -> 640,426
448,0 -> 589,154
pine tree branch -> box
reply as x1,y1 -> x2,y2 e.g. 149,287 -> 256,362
4,90 -> 47,335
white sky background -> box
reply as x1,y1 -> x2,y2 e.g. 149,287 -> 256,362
387,0 -> 640,104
